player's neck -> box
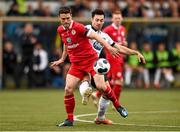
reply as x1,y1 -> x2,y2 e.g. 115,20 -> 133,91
112,23 -> 121,29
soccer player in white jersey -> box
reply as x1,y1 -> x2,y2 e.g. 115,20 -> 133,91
79,9 -> 146,124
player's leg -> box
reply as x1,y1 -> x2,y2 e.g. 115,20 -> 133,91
91,91 -> 101,108
90,77 -> 102,108
93,74 -> 128,118
95,81 -> 112,124
79,74 -> 92,105
111,63 -> 123,101
58,73 -> 81,127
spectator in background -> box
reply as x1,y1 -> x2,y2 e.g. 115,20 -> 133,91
141,41 -> 155,89
154,42 -> 175,89
54,0 -> 68,15
171,41 -> 180,73
177,0 -> 180,17
137,0 -> 158,18
50,48 -> 65,88
43,5 -> 54,17
15,0 -> 28,16
32,42 -> 48,87
6,3 -> 20,16
3,41 -> 18,88
124,41 -> 142,87
122,0 -> 139,17
70,0 -> 87,17
34,0 -> 45,16
16,23 -> 37,88
158,0 -> 178,17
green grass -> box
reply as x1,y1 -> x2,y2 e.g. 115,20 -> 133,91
0,88 -> 180,131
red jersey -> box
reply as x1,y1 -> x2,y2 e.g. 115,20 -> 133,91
103,23 -> 127,63
57,21 -> 98,63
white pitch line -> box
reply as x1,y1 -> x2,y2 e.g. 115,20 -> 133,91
74,110 -> 180,128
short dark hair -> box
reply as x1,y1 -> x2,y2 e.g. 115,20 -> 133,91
112,10 -> 122,15
59,6 -> 71,15
91,8 -> 105,18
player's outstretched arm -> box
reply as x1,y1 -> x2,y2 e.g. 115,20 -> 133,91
50,45 -> 68,67
88,30 -> 121,57
114,44 -> 146,64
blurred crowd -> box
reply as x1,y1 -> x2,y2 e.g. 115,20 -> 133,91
0,0 -> 180,18
1,0 -> 180,89
2,22 -> 180,89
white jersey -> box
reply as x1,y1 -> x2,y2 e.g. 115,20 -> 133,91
86,25 -> 114,57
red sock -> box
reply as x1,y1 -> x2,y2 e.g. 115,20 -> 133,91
64,94 -> 75,121
103,86 -> 120,108
113,84 -> 122,101
96,91 -> 102,98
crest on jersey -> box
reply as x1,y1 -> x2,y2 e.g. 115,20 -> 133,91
121,32 -> 125,36
113,32 -> 117,36
71,30 -> 76,35
66,37 -> 72,43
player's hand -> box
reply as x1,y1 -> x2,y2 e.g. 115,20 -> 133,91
109,47 -> 121,57
136,52 -> 146,64
50,59 -> 64,68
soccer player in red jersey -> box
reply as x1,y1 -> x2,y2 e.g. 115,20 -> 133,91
103,11 -> 127,102
50,7 -> 129,127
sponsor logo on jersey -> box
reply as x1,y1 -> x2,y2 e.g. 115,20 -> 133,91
66,37 -> 72,43
93,41 -> 102,51
67,43 -> 79,49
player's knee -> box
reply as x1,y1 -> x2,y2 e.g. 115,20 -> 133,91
65,85 -> 73,95
95,82 -> 106,91
114,79 -> 123,85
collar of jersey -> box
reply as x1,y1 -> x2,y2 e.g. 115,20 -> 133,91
112,23 -> 120,30
91,25 -> 98,32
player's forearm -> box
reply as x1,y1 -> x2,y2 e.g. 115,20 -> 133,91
88,31 -> 112,50
60,46 -> 68,61
114,44 -> 138,55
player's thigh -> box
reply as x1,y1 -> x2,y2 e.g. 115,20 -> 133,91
82,73 -> 91,82
65,74 -> 81,95
93,74 -> 106,90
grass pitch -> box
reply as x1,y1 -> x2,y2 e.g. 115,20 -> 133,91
0,88 -> 180,131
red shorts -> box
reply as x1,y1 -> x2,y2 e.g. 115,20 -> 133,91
108,60 -> 124,80
68,58 -> 97,80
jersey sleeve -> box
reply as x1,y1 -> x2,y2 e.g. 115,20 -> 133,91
76,23 -> 91,37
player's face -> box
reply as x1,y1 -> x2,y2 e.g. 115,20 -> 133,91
112,14 -> 123,27
59,13 -> 72,29
91,15 -> 104,31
